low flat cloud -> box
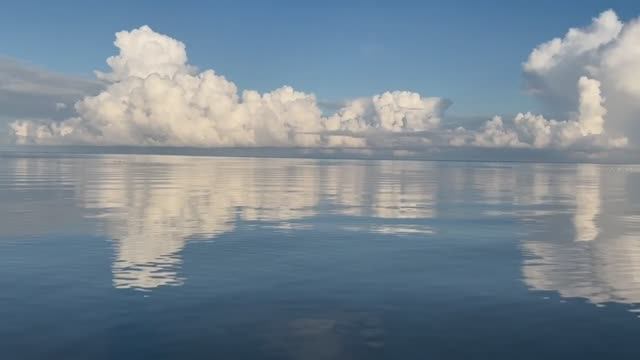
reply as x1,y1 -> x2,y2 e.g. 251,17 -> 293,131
0,57 -> 102,121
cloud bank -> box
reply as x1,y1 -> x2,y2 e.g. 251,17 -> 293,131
7,10 -> 640,154
8,26 -> 448,147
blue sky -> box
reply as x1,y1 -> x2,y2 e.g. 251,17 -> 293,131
2,0 -> 638,117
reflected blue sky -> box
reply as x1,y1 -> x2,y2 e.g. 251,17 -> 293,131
2,155 -> 640,297
2,154 -> 640,358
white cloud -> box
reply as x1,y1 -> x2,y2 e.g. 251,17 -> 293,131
326,91 -> 448,133
523,10 -> 622,74
473,116 -> 523,148
449,76 -> 626,149
96,25 -> 192,82
600,18 -> 640,97
522,9 -> 640,143
443,9 -> 637,151
9,26 -> 447,147
6,11 -> 640,155
576,76 -> 606,136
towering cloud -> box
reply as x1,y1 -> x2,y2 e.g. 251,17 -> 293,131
96,26 -> 191,82
7,10 -> 640,153
523,10 -> 622,74
443,9 -> 638,151
9,26 -> 447,147
450,76 -> 627,149
523,10 -> 640,143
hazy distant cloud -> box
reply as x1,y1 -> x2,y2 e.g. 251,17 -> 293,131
0,57 -> 102,121
5,11 -> 640,158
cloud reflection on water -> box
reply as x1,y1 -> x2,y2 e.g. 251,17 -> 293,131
520,165 -> 640,308
67,156 -> 438,290
2,154 -> 640,309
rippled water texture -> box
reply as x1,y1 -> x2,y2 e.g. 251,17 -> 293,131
1,154 -> 640,359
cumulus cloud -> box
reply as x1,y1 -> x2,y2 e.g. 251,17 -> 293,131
95,26 -> 192,82
9,26 -> 447,147
450,76 -> 627,149
439,9 -> 637,151
523,10 -> 622,74
523,9 -> 640,143
6,12 -> 640,154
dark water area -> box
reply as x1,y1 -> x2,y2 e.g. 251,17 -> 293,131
1,154 -> 640,359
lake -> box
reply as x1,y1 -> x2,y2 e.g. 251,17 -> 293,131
1,153 -> 640,359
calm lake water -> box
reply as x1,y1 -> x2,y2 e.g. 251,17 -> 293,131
1,153 -> 640,359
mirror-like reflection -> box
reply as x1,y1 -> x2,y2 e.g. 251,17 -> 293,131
1,155 -> 439,290
4,154 -> 640,358
573,165 -> 601,242
1,155 -> 640,307
521,165 -> 640,306
80,157 -> 324,289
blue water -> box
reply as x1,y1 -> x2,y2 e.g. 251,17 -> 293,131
1,154 -> 640,359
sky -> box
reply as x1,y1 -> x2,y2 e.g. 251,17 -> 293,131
1,0 -> 637,115
1,0 -> 640,162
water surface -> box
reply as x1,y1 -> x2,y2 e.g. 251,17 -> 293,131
1,154 -> 640,359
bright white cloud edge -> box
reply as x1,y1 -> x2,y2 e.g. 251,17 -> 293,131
8,10 -> 639,152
